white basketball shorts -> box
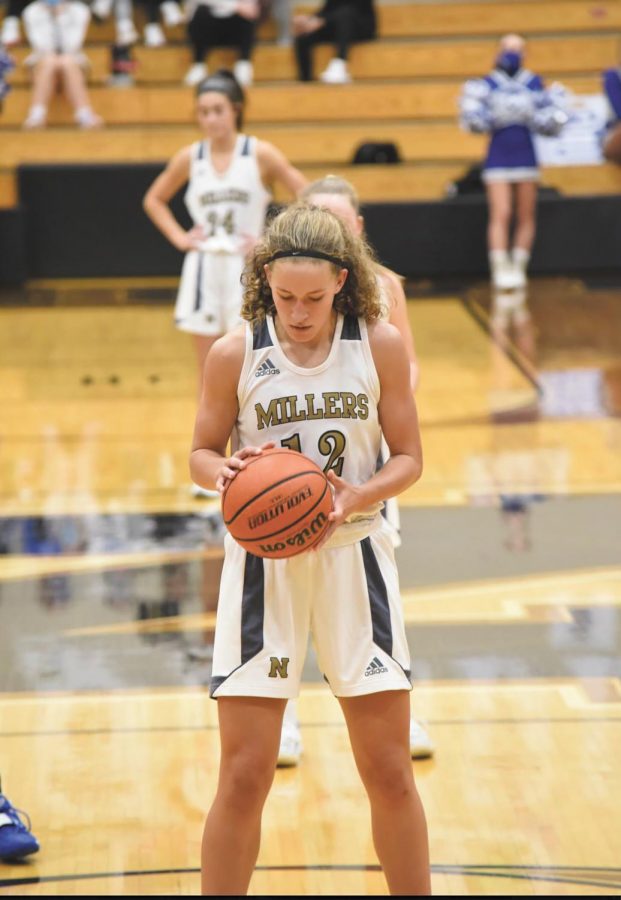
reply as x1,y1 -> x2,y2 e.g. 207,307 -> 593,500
175,250 -> 244,336
210,524 -> 412,699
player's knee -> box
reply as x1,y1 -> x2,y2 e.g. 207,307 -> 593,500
219,753 -> 275,811
358,751 -> 415,804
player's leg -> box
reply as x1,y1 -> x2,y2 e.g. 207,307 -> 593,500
202,696 -> 287,895
512,180 -> 537,286
340,690 -> 431,895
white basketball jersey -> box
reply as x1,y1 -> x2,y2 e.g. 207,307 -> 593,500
184,135 -> 271,254
236,313 -> 384,544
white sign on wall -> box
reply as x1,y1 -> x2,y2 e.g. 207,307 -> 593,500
535,93 -> 609,166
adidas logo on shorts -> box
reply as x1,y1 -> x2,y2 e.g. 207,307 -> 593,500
255,358 -> 280,377
365,656 -> 389,677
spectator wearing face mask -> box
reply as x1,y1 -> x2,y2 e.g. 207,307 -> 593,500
459,34 -> 569,289
21,0 -> 103,128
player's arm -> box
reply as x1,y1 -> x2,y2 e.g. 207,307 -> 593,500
189,330 -> 274,491
256,141 -> 308,197
321,323 -> 422,536
143,146 -> 198,252
380,267 -> 419,393
366,321 -> 423,499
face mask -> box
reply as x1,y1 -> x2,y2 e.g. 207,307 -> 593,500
496,51 -> 522,77
46,0 -> 61,6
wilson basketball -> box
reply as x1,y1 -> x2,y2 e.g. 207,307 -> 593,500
221,448 -> 333,559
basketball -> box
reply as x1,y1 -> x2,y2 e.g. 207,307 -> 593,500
221,448 -> 333,559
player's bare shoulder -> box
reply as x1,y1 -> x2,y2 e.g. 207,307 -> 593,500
205,325 -> 246,382
367,319 -> 410,376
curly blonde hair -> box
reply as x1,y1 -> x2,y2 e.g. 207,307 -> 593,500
241,203 -> 382,324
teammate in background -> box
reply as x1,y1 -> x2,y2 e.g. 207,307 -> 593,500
276,174 -> 433,766
0,778 -> 40,861
459,34 -> 568,290
602,66 -> 621,164
143,69 -> 305,496
143,69 -> 306,389
190,202 -> 430,896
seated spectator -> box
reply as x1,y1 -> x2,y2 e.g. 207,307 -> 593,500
293,0 -> 376,84
183,0 -> 260,87
141,0 -> 184,48
1,0 -> 27,45
602,67 -> 621,164
21,0 -> 103,129
90,0 -> 139,47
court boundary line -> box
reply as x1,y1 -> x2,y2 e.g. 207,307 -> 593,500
1,863 -> 620,891
1,715 -> 619,738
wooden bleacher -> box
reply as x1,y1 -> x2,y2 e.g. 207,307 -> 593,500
1,0 -> 621,210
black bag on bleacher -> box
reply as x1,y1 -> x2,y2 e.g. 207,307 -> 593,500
352,142 -> 402,164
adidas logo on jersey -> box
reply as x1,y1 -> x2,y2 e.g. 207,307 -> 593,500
365,656 -> 389,677
255,358 -> 280,377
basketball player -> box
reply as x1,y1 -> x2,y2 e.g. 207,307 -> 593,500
275,174 -> 433,766
190,203 -> 430,895
143,69 -> 307,396
459,34 -> 568,289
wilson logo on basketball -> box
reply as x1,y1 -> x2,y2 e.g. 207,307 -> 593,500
248,487 -> 312,530
258,510 -> 328,555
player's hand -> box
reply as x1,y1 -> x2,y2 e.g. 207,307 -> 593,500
312,470 -> 363,550
176,225 -> 205,252
216,442 -> 276,493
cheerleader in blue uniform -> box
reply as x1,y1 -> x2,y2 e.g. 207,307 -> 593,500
602,67 -> 621,164
460,35 -> 568,289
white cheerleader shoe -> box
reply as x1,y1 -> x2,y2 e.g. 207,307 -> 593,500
144,22 -> 166,47
319,58 -> 351,84
490,250 -> 522,290
184,62 -> 208,86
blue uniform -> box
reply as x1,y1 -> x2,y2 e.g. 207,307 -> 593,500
460,68 -> 568,183
603,68 -> 621,130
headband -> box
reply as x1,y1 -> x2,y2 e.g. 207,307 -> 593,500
196,76 -> 244,104
267,249 -> 348,268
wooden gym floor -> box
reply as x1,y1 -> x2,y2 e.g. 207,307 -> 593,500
0,276 -> 619,895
